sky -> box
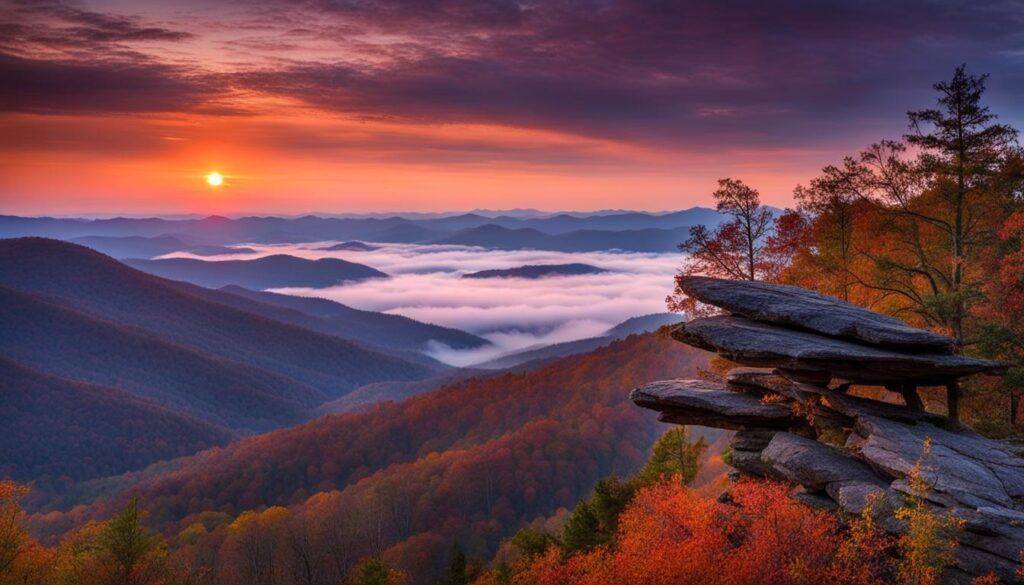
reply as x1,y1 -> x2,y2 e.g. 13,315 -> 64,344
1,0 -> 1023,215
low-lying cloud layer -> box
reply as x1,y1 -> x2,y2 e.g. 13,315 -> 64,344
171,243 -> 681,366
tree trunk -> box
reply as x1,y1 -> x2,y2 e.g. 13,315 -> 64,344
947,382 -> 961,424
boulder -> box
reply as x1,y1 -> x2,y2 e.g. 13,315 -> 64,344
673,316 -> 1004,385
677,275 -> 956,352
760,432 -> 885,491
855,415 -> 1024,508
630,379 -> 793,430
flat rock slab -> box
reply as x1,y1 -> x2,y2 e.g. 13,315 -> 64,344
630,379 -> 792,430
673,316 -> 1004,385
855,415 -> 1024,509
677,275 -> 956,352
761,432 -> 886,491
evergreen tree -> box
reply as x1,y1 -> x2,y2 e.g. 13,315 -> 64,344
437,541 -> 468,585
95,498 -> 168,585
635,427 -> 709,487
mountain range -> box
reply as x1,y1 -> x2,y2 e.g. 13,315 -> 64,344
29,330 -> 710,585
0,207 -> 735,253
0,239 -> 445,439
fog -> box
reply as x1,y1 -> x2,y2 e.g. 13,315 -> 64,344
165,243 -> 682,366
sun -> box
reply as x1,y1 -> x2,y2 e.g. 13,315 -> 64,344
205,172 -> 224,187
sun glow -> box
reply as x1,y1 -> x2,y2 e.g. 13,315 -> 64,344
205,172 -> 223,187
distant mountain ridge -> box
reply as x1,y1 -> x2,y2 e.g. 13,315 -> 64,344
431,224 -> 696,252
69,235 -> 254,259
0,207 -> 734,252
124,254 -> 386,289
462,263 -> 607,279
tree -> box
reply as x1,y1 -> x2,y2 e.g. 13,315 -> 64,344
509,527 -> 558,561
843,67 -> 1018,347
559,500 -> 603,556
680,179 -> 775,282
634,427 -> 708,487
95,498 -> 169,585
792,158 -> 867,301
668,179 -> 806,314
976,210 -> 1024,426
0,482 -> 29,581
345,557 -> 406,585
437,542 -> 468,585
894,439 -> 965,585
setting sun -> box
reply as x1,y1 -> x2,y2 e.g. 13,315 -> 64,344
205,172 -> 223,187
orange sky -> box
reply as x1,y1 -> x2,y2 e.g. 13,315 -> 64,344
1,0 -> 1022,215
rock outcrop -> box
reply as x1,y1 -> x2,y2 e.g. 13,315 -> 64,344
632,276 -> 1021,583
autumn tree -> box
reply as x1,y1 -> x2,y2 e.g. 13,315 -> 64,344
668,179 -> 809,313
679,178 -> 775,282
976,210 -> 1024,426
791,158 -> 868,301
0,482 -> 28,582
0,481 -> 53,585
894,439 -> 965,585
806,67 -> 1020,348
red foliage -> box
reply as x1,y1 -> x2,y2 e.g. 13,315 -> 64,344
512,481 -> 895,585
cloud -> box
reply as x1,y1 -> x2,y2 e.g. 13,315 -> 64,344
234,0 -> 1024,149
0,53 -> 227,114
5,0 -> 1023,148
170,242 -> 681,366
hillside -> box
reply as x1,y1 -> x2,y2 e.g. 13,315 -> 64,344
218,285 -> 488,351
0,285 -> 322,431
462,263 -> 607,279
30,332 -> 711,584
474,313 -> 683,369
0,238 -> 438,429
124,254 -> 386,289
0,357 -> 234,490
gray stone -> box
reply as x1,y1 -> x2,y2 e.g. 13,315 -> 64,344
728,449 -> 778,478
677,275 -> 956,352
672,316 -> 1004,385
855,415 -> 1024,508
792,488 -> 839,511
630,379 -> 793,430
825,481 -> 898,516
760,432 -> 885,491
730,427 -> 777,451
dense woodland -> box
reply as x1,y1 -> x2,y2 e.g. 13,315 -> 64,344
2,66 -> 1024,584
669,66 -> 1024,433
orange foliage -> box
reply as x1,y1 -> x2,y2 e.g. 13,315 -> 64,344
510,481 -> 895,585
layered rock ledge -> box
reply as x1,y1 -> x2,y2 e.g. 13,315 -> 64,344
632,277 -> 1021,583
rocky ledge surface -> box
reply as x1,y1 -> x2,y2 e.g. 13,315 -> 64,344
633,277 -> 1021,583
